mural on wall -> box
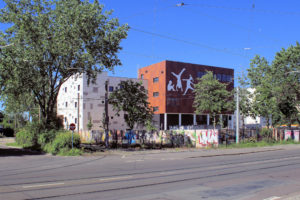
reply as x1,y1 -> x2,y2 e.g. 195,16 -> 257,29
171,68 -> 186,92
79,129 -> 218,148
168,68 -> 194,96
284,130 -> 300,142
196,129 -> 218,147
183,74 -> 194,95
167,80 -> 175,91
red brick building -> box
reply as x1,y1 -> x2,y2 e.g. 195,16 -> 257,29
138,60 -> 234,130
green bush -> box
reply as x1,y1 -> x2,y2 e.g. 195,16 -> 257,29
244,136 -> 257,143
260,128 -> 273,138
57,148 -> 83,156
15,128 -> 37,148
38,129 -> 57,149
51,131 -> 81,154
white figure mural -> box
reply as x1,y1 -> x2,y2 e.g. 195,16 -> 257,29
167,80 -> 175,91
171,68 -> 186,92
182,74 -> 194,95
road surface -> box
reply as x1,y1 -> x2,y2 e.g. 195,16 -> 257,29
1,143 -> 300,200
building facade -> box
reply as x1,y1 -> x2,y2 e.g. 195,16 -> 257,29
56,72 -> 146,134
138,60 -> 234,130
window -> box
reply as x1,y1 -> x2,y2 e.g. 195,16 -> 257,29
102,101 -> 104,104
93,87 -> 98,93
78,85 -> 80,91
65,102 -> 68,107
153,77 -> 159,83
64,117 -> 67,122
141,74 -> 144,79
83,103 -> 86,109
111,116 -> 113,119
75,102 -> 77,108
227,75 -> 233,82
167,98 -> 178,106
197,71 -> 206,78
217,74 -> 222,81
75,118 -> 77,124
153,106 -> 159,112
153,92 -> 159,97
109,86 -> 114,92
90,103 -> 93,109
65,87 -> 67,93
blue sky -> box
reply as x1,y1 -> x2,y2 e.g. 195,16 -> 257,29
97,0 -> 300,78
0,0 -> 300,107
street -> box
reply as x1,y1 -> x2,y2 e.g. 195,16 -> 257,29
1,144 -> 300,200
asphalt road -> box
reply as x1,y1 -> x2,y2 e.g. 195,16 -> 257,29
1,144 -> 300,200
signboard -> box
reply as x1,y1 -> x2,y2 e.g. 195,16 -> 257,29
69,123 -> 76,131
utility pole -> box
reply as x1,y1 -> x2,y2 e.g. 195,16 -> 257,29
236,87 -> 239,144
38,106 -> 41,124
105,80 -> 109,148
77,93 -> 80,133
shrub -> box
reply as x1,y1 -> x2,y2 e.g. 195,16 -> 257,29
57,148 -> 83,156
38,129 -> 57,149
260,128 -> 272,138
243,136 -> 257,143
15,128 -> 37,148
51,131 -> 81,154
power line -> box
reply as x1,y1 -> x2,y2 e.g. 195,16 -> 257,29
130,27 -> 250,59
192,3 -> 300,16
182,7 -> 284,45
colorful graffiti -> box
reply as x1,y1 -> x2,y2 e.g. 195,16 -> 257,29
284,130 -> 300,142
196,130 -> 218,147
79,129 -> 218,148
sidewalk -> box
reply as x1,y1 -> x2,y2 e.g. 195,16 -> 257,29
85,143 -> 300,158
1,137 -> 300,158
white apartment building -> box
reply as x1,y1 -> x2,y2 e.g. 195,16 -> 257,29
56,72 -> 147,135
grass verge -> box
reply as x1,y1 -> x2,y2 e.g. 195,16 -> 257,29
56,148 -> 84,156
6,142 -> 22,148
220,140 -> 299,148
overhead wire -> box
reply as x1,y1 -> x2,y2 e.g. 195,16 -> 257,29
191,3 -> 300,16
130,27 -> 251,59
179,3 -> 284,46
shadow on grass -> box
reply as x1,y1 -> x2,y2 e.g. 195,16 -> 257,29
0,147 -> 45,157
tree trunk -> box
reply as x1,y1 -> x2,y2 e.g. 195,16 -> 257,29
213,114 -> 216,130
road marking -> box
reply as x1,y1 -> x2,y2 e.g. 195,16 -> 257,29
22,182 -> 65,189
99,176 -> 132,182
159,171 -> 176,175
125,160 -> 144,163
160,158 -> 182,161
122,155 -> 126,158
263,196 -> 281,200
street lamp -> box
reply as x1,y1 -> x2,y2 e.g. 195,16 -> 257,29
236,87 -> 239,144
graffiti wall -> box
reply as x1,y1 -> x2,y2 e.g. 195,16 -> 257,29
196,129 -> 219,148
284,130 -> 300,142
79,129 -> 219,148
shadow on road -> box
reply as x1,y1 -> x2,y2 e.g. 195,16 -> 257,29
0,147 -> 45,157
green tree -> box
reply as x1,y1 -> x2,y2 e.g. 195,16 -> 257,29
87,117 -> 93,131
0,0 -> 128,129
109,80 -> 153,130
272,43 -> 300,125
247,44 -> 300,127
193,71 -> 233,129
248,56 -> 282,128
